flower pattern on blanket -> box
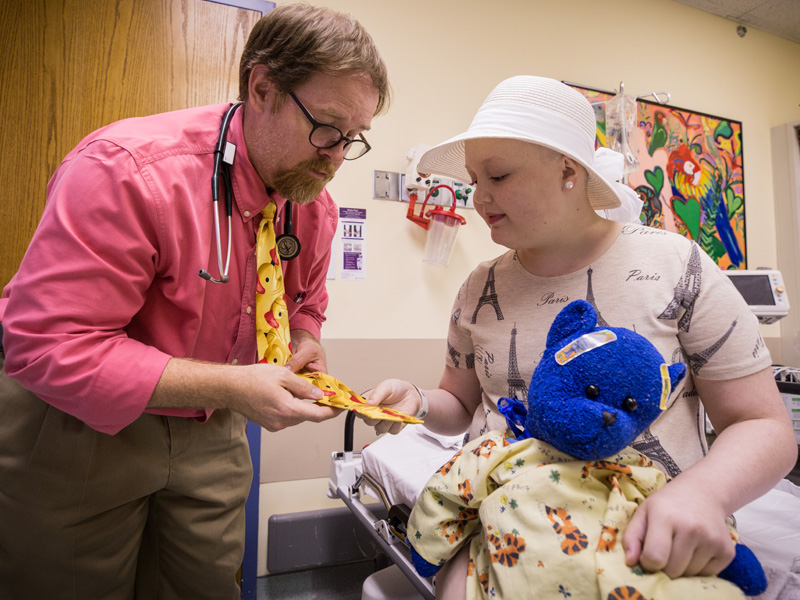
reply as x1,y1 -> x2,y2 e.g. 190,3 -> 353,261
408,430 -> 747,600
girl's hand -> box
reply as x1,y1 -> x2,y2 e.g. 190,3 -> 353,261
623,481 -> 735,578
362,379 -> 422,435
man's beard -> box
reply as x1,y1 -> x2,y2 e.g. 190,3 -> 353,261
272,159 -> 336,205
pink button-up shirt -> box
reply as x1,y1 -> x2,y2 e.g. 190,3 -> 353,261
1,104 -> 337,434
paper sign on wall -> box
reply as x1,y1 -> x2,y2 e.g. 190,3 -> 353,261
339,207 -> 366,280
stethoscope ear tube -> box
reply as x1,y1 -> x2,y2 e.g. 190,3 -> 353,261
200,102 -> 303,284
200,103 -> 242,284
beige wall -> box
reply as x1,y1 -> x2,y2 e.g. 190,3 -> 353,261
257,0 -> 800,575
318,0 -> 800,342
263,0 -> 800,476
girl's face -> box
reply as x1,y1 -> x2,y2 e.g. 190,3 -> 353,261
464,138 -> 572,252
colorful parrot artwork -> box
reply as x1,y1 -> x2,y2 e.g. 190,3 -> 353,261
667,144 -> 743,267
566,83 -> 747,270
648,111 -> 669,156
635,184 -> 662,229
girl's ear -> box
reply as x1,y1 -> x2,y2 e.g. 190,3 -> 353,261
561,156 -> 580,186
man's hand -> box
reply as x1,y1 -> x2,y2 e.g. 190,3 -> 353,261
150,357 -> 340,432
285,329 -> 327,373
228,362 -> 341,431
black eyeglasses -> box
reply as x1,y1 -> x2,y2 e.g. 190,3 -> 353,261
288,92 -> 371,160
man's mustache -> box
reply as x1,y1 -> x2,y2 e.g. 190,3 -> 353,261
302,159 -> 336,182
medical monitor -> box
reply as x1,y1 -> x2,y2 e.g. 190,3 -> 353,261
725,269 -> 790,324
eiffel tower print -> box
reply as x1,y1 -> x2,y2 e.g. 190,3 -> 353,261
507,324 -> 528,402
585,268 -> 608,326
659,244 -> 702,332
687,319 -> 737,374
631,429 -> 681,478
471,261 -> 504,324
447,340 -> 462,368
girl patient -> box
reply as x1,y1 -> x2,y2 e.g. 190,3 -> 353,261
364,75 -> 796,599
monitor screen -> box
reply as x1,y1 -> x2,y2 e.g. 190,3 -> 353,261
728,274 -> 776,306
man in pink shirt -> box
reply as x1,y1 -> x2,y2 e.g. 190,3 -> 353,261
0,4 -> 389,598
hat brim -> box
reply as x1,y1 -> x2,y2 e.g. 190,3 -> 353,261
418,130 -> 622,211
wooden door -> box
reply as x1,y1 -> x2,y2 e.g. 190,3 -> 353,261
0,0 -> 266,290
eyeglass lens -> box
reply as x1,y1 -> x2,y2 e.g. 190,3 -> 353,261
310,126 -> 368,159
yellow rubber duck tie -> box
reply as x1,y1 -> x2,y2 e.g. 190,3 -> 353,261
297,371 -> 423,424
256,200 -> 292,365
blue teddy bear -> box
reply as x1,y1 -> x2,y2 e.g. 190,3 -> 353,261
407,299 -> 767,598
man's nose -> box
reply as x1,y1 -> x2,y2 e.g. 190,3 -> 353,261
317,141 -> 346,168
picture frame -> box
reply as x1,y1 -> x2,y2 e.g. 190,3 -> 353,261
566,82 -> 747,270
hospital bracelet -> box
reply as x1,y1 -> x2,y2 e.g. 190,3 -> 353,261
412,385 -> 429,420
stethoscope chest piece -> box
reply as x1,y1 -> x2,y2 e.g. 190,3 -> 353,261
276,200 -> 301,261
276,233 -> 301,261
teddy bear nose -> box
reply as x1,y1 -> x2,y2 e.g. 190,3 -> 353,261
602,410 -> 617,426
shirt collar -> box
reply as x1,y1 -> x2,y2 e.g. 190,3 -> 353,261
225,104 -> 279,222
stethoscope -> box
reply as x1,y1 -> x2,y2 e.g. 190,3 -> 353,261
199,102 -> 301,284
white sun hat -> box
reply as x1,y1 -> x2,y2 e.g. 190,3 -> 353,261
418,75 -> 641,213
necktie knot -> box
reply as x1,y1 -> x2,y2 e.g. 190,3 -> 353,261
261,201 -> 277,222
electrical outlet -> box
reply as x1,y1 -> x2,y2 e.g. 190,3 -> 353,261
400,175 -> 410,202
373,170 -> 401,200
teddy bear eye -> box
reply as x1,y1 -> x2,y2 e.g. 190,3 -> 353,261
623,396 -> 638,412
584,384 -> 600,399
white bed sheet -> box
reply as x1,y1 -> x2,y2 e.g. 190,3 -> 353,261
360,425 -> 463,507
735,478 -> 800,574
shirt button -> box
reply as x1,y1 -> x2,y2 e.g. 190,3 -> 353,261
243,210 -> 251,218
231,358 -> 239,365
246,306 -> 252,314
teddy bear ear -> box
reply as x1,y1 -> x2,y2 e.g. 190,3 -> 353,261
546,300 -> 598,348
668,362 -> 687,388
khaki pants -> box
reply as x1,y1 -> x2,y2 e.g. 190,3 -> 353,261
0,354 -> 252,600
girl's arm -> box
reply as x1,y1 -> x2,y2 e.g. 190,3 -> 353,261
623,366 -> 797,577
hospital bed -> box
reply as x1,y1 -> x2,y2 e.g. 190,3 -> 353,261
328,412 -> 465,599
328,368 -> 800,600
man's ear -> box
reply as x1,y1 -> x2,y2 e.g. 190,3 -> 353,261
247,64 -> 274,115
